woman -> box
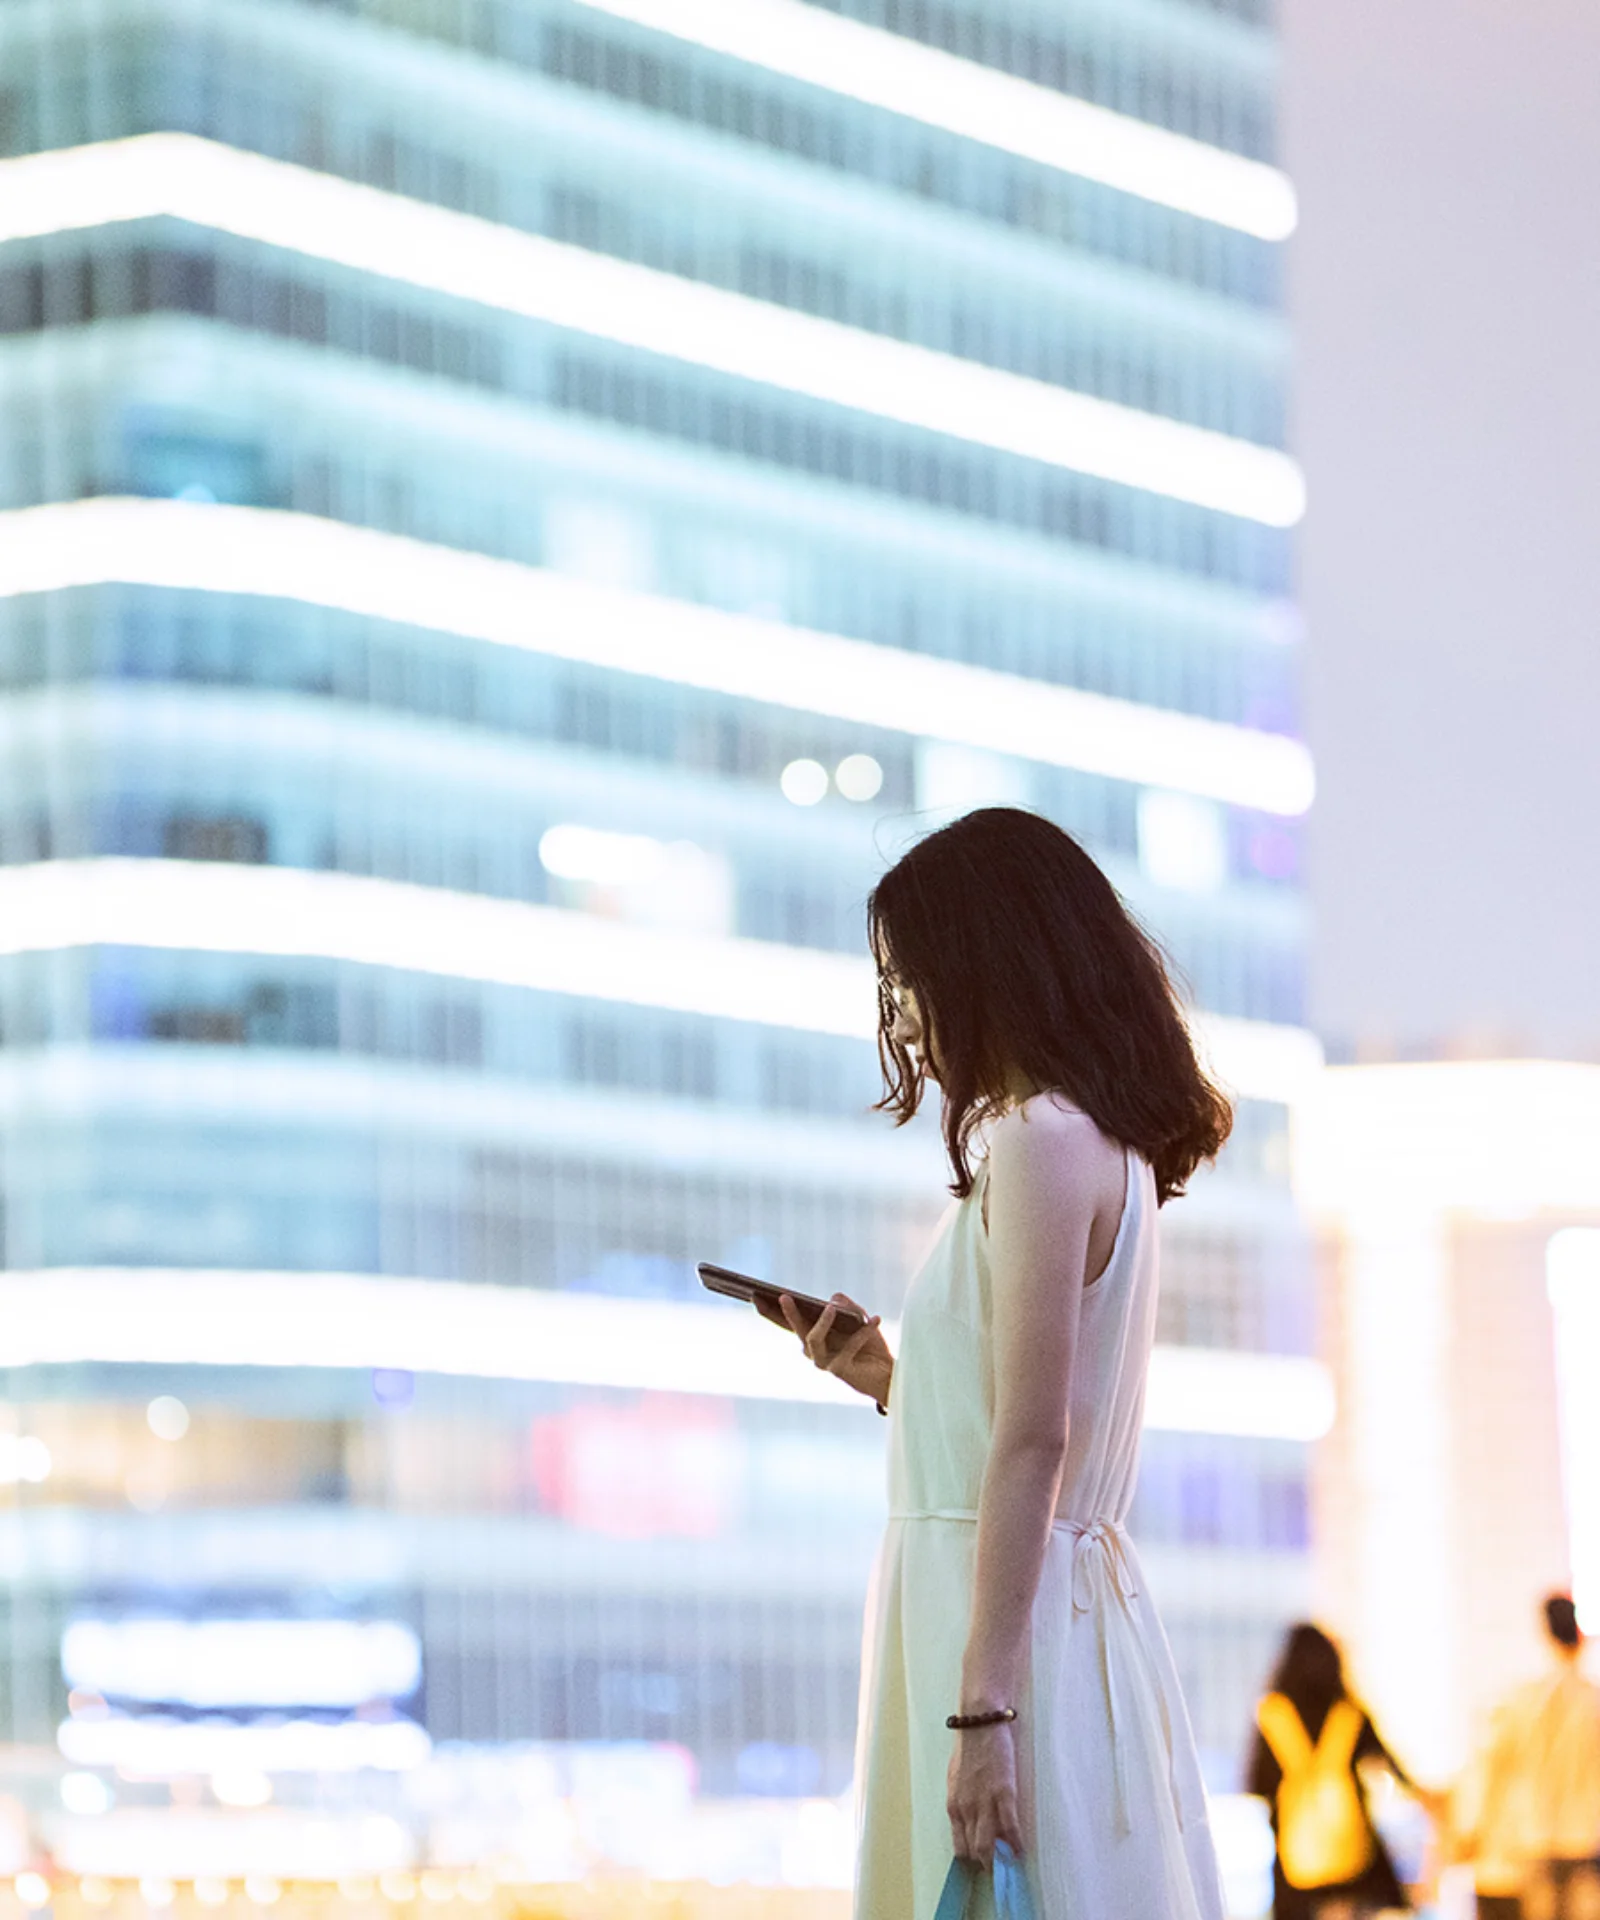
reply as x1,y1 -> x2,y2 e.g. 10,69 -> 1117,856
779,807 -> 1232,1918
1247,1622 -> 1417,1920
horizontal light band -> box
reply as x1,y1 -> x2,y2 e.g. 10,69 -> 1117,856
1296,1061 -> 1600,1215
0,135 -> 1304,525
59,1714 -> 431,1775
0,859 -> 1320,1104
0,1271 -> 859,1407
0,1270 -> 1332,1439
574,0 -> 1298,241
1145,1344 -> 1333,1442
51,1809 -> 414,1882
0,858 -> 874,1039
62,1618 -> 422,1710
1193,1012 -> 1324,1108
0,499 -> 1315,814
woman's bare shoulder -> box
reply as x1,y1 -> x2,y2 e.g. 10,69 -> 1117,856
989,1095 -> 1123,1181
984,1099 -> 1126,1251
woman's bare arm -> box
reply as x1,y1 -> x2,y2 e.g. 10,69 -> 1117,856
945,1101 -> 1124,1863
959,1101 -> 1123,1714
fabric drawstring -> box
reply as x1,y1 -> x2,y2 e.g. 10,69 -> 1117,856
1066,1518 -> 1191,1838
1066,1519 -> 1141,1838
891,1509 -> 1192,1840
1067,1517 -> 1139,1611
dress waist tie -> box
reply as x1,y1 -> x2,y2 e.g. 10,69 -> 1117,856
889,1508 -> 1192,1837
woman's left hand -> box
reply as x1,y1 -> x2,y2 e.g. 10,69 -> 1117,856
947,1722 -> 1024,1867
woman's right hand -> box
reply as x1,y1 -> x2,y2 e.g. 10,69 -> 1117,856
776,1292 -> 894,1409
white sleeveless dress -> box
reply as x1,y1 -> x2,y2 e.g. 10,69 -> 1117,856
853,1146 -> 1225,1920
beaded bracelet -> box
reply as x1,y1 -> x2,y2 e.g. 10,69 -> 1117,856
946,1707 -> 1018,1730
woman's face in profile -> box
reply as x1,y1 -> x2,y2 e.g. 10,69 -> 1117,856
886,972 -> 938,1083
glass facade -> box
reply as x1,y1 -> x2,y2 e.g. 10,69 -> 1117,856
0,0 -> 1311,1900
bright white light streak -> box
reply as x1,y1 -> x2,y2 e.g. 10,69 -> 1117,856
1194,1011 -> 1324,1108
1146,1344 -> 1333,1442
57,1815 -> 411,1885
0,1434 -> 51,1484
0,136 -> 1304,525
0,1270 -> 1331,1440
58,1715 -> 430,1776
0,499 -> 1316,815
210,1774 -> 273,1810
1547,1229 -> 1600,1633
0,1271 -> 858,1407
574,0 -> 1298,241
62,1619 -> 422,1710
0,858 -> 1320,1103
538,823 -> 670,886
0,857 -> 874,1039
1295,1062 -> 1600,1216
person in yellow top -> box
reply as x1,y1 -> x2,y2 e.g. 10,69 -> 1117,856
1247,1623 -> 1423,1920
1452,1595 -> 1600,1920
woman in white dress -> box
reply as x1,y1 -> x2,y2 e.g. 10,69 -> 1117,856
780,807 -> 1233,1918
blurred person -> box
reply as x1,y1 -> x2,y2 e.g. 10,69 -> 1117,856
1248,1621 -> 1425,1920
774,808 -> 1233,1917
1451,1594 -> 1600,1920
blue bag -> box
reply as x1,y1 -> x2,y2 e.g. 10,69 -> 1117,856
933,1840 -> 1037,1920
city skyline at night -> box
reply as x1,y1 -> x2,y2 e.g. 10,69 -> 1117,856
0,0 -> 1317,1899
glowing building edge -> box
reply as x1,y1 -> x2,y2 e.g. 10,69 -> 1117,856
0,499 -> 1315,816
1547,1230 -> 1600,1632
0,1270 -> 1335,1441
573,0 -> 1298,241
1295,1060 -> 1600,1216
0,859 -> 1322,1105
0,135 -> 1304,526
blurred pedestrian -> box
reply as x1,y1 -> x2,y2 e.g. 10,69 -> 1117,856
1451,1594 -> 1600,1920
1249,1621 -> 1423,1920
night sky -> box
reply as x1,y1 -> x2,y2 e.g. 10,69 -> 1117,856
1283,0 -> 1600,1057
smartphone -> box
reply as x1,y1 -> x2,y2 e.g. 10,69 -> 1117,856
697,1262 -> 868,1339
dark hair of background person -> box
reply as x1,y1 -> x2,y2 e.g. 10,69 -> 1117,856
867,807 -> 1233,1204
1267,1622 -> 1349,1740
1546,1593 -> 1582,1649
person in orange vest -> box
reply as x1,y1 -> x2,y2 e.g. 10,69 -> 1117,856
1248,1622 -> 1424,1920
1451,1594 -> 1600,1920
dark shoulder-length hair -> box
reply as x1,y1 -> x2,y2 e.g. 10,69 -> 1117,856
868,807 -> 1231,1204
1267,1623 -> 1348,1734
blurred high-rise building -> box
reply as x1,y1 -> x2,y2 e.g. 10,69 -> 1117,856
0,0 -> 1318,1896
